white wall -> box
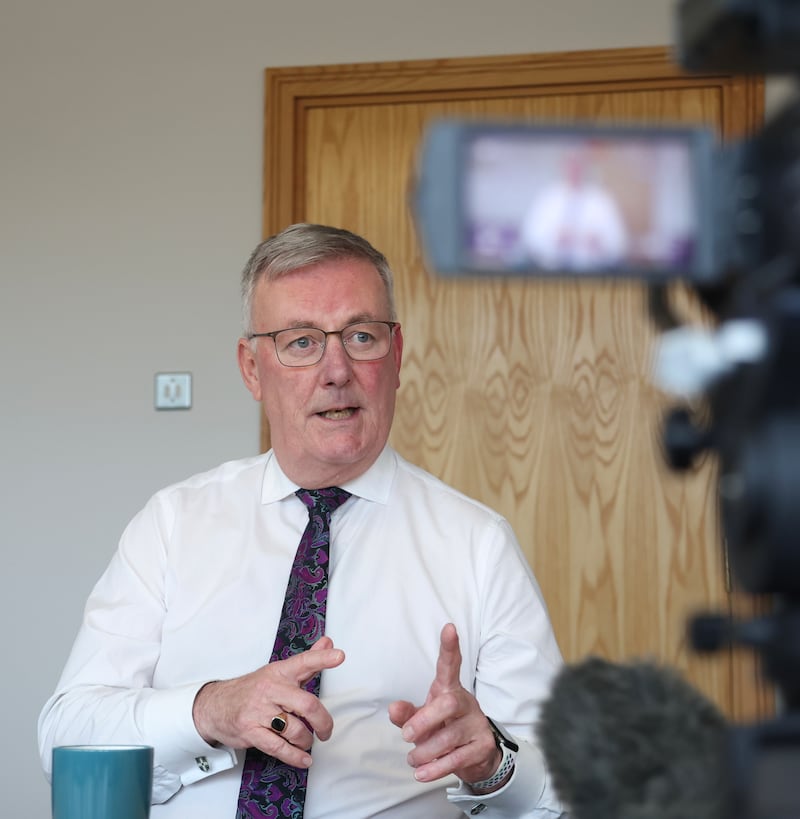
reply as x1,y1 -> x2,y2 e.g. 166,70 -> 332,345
1,0 -> 678,813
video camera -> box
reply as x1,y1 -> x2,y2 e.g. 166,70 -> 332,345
413,1 -> 800,816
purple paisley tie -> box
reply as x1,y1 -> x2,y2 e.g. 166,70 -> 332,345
237,487 -> 351,819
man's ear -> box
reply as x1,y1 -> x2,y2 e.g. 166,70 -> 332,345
237,337 -> 262,401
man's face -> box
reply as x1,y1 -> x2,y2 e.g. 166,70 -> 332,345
238,257 -> 403,488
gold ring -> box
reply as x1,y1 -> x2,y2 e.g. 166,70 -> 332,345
270,712 -> 289,734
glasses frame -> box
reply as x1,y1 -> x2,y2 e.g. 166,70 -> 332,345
248,320 -> 399,367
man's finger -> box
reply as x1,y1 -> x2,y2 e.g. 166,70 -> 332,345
433,623 -> 462,691
309,636 -> 334,652
289,646 -> 345,687
251,724 -> 314,768
388,700 -> 418,729
264,683 -> 337,741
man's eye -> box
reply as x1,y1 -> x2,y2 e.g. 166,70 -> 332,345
289,336 -> 313,349
347,330 -> 375,346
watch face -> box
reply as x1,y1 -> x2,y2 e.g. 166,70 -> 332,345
487,717 -> 520,752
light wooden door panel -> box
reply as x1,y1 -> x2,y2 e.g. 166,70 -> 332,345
264,48 -> 766,718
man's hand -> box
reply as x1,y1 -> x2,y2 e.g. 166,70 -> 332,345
192,636 -> 344,770
388,623 -> 502,787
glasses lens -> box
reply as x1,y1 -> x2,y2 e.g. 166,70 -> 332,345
342,322 -> 393,361
271,322 -> 394,366
273,328 -> 326,366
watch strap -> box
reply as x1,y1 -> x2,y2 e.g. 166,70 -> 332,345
467,717 -> 518,792
468,740 -> 516,792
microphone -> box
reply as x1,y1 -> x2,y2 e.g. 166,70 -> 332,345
536,656 -> 730,819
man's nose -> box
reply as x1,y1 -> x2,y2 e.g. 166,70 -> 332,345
318,332 -> 353,381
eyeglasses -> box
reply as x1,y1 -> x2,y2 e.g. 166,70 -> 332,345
248,320 -> 399,367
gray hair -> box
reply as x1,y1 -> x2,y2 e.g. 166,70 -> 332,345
240,223 -> 397,336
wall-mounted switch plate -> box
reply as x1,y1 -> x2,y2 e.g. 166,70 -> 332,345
155,372 -> 192,410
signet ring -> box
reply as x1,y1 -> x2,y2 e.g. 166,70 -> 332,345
270,712 -> 289,734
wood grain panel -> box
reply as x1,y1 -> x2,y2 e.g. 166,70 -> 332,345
265,49 -> 767,717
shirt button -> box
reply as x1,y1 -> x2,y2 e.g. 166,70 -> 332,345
195,756 -> 210,772
470,805 -> 487,815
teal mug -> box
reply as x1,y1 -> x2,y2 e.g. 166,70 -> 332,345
52,745 -> 153,819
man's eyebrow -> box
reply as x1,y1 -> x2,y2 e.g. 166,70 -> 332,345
279,314 -> 378,329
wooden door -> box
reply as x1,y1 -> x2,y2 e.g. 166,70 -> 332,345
261,48 -> 768,720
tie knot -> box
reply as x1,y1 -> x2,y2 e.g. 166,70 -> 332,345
296,486 -> 351,516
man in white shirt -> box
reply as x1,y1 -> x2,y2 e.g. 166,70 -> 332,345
522,148 -> 629,272
38,223 -> 565,818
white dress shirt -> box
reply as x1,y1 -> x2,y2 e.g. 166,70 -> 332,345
39,446 -> 564,818
522,180 -> 629,271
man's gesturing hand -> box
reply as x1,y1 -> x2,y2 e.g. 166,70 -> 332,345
388,623 -> 502,787
192,636 -> 344,770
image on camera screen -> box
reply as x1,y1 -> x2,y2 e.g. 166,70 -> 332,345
463,131 -> 702,277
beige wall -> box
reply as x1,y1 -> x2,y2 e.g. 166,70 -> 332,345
1,0 -> 686,811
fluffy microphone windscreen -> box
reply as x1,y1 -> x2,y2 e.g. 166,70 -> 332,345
536,656 -> 730,819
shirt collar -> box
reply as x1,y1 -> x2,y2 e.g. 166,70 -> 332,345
260,445 -> 396,506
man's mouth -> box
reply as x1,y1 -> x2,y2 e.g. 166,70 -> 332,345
319,407 -> 357,420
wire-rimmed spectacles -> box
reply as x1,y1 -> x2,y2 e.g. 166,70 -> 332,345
248,320 -> 399,367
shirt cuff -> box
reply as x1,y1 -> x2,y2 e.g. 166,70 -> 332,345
138,682 -> 237,788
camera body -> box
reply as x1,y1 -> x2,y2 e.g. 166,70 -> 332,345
412,2 -> 800,817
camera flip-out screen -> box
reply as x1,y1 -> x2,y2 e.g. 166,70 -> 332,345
414,120 -> 719,282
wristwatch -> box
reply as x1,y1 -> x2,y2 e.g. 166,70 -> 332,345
467,717 -> 519,792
